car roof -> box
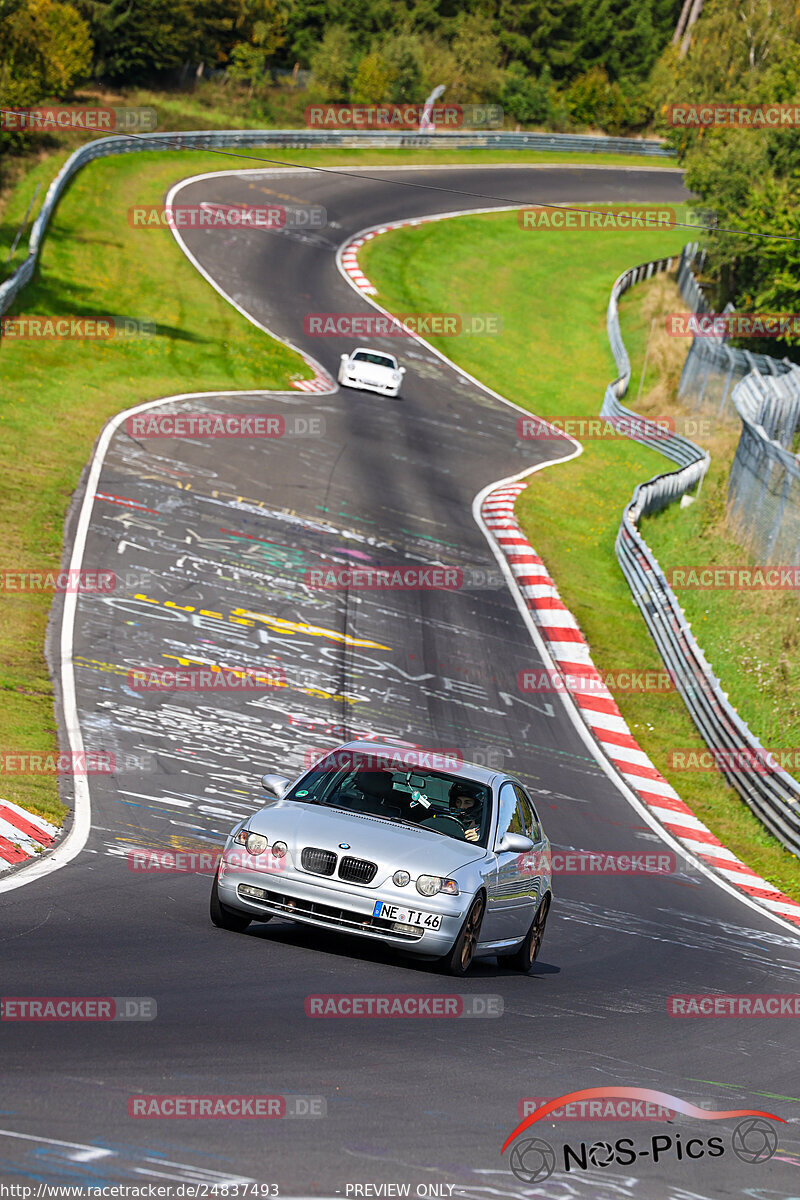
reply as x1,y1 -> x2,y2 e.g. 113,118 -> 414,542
335,740 -> 503,788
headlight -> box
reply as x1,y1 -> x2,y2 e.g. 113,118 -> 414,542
392,372 -> 401,383
393,869 -> 410,887
416,875 -> 459,897
245,832 -> 268,855
271,841 -> 287,858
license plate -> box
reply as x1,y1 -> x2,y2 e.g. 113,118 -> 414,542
373,902 -> 441,929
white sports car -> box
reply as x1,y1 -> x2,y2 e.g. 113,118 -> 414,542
338,347 -> 406,397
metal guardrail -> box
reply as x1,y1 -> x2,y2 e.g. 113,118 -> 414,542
605,247 -> 800,856
0,127 -> 670,315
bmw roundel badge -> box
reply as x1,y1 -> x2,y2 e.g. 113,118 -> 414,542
338,842 -> 350,849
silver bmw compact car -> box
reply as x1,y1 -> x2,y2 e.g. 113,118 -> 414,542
210,741 -> 552,975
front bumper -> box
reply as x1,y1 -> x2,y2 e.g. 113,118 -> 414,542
340,372 -> 400,396
217,856 -> 466,957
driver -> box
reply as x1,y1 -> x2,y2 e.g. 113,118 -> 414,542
449,783 -> 483,843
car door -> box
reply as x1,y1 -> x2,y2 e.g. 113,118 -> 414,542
483,782 -> 538,943
513,783 -> 548,915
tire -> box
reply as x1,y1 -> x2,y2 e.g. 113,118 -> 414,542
505,895 -> 550,973
441,892 -> 485,976
210,871 -> 253,932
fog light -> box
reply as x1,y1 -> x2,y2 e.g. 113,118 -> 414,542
239,884 -> 267,900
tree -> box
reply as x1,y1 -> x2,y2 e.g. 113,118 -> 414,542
309,25 -> 354,100
227,0 -> 286,91
350,48 -> 393,102
0,0 -> 92,106
500,61 -> 554,124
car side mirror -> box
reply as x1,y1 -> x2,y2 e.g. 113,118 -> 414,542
340,353 -> 348,361
399,366 -> 406,374
496,832 -> 533,854
261,773 -> 292,799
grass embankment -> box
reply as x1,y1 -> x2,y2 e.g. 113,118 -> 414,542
361,212 -> 800,901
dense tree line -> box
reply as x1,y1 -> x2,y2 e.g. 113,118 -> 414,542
2,0 -> 798,346
1,0 -> 684,134
657,0 -> 800,351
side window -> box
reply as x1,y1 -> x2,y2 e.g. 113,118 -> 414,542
496,782 -> 526,844
514,784 -> 542,843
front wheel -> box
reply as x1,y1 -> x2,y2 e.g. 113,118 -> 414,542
441,893 -> 485,976
210,871 -> 252,932
505,895 -> 550,973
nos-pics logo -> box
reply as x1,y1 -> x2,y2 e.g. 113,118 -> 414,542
502,1088 -> 781,1184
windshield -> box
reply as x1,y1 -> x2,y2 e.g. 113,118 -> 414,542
286,754 -> 491,847
352,351 -> 396,369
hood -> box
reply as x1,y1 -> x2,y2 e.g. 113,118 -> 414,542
247,799 -> 485,878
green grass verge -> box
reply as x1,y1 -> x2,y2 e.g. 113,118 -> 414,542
361,211 -> 800,902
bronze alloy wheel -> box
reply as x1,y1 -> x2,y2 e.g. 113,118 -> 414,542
444,893 -> 486,976
505,895 -> 550,973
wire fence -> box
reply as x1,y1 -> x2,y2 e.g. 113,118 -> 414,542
729,367 -> 800,561
606,247 -> 800,857
672,245 -> 800,563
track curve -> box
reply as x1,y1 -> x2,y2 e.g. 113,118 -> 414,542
2,164 -> 798,1194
